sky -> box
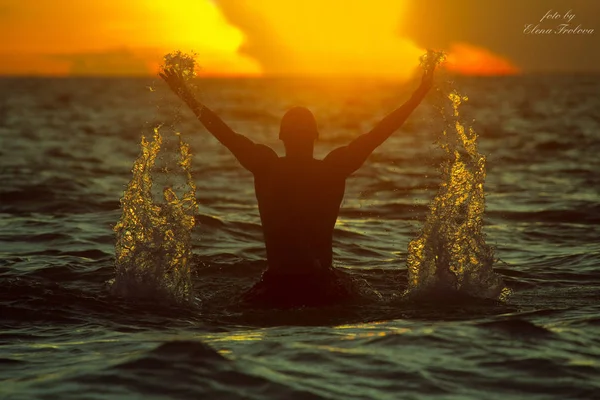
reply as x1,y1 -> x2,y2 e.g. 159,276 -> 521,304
0,0 -> 598,77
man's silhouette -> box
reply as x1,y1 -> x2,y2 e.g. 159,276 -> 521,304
160,67 -> 434,306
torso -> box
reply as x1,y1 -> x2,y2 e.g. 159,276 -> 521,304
253,157 -> 346,274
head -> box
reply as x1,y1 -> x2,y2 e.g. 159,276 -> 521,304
279,106 -> 318,158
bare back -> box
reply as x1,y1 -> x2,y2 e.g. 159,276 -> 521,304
253,157 -> 346,274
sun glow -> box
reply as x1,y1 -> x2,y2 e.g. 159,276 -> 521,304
446,43 -> 520,76
0,0 -> 520,77
144,0 -> 261,76
234,0 -> 424,78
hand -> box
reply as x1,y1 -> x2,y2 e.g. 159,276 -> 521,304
159,68 -> 192,101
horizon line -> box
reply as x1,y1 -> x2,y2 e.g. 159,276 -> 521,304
1,70 -> 599,79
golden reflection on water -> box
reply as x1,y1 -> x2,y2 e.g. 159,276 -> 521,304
200,330 -> 266,357
568,358 -> 598,367
334,322 -> 411,340
202,331 -> 266,343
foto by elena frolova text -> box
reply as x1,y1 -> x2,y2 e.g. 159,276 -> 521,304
524,9 -> 594,35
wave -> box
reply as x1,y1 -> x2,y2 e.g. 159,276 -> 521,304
66,340 -> 329,400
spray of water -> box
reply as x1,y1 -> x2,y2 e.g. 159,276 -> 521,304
111,52 -> 199,304
405,50 -> 509,301
163,50 -> 199,80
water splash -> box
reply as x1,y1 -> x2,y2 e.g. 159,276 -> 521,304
405,50 -> 509,301
111,52 -> 200,304
163,50 -> 199,79
112,128 -> 197,304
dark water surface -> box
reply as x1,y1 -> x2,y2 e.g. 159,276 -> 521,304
1,76 -> 600,399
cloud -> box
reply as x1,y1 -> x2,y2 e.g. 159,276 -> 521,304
401,0 -> 600,73
54,48 -> 152,76
0,2 -> 13,19
212,0 -> 292,74
213,0 -> 423,77
0,53 -> 70,76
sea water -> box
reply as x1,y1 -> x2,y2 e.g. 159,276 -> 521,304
2,61 -> 600,399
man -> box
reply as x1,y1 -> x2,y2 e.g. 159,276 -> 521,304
160,67 -> 434,307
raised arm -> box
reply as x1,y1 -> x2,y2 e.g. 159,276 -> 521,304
160,69 -> 277,173
324,68 -> 434,176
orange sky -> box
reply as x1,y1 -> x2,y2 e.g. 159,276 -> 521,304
0,0 -> 520,77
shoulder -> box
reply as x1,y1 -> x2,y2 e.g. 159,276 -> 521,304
321,146 -> 354,177
253,143 -> 279,160
323,145 -> 349,164
322,145 -> 353,171
250,144 -> 280,175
